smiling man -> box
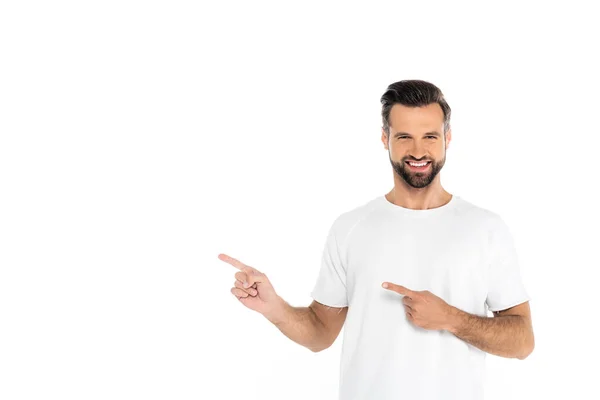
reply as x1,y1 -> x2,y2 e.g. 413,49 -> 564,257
311,79 -> 534,399
219,79 -> 534,400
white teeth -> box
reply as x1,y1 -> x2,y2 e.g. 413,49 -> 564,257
409,162 -> 428,167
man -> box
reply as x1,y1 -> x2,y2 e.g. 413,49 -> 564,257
218,79 -> 535,400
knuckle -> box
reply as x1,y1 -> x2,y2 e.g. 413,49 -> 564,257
235,281 -> 255,294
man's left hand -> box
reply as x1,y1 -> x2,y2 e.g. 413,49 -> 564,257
382,281 -> 457,331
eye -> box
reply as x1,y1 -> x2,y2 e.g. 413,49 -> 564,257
426,136 -> 437,139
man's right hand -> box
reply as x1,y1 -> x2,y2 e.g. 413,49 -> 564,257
218,253 -> 285,319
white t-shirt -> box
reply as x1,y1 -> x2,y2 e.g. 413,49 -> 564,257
310,194 -> 531,400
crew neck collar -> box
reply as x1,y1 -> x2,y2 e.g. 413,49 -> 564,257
379,193 -> 459,217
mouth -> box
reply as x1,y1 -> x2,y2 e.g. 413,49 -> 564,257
405,161 -> 431,172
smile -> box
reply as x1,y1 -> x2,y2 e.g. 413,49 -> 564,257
406,161 -> 431,171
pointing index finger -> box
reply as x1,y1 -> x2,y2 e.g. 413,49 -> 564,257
218,253 -> 248,270
382,282 -> 417,297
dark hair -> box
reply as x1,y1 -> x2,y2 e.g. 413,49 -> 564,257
380,79 -> 451,136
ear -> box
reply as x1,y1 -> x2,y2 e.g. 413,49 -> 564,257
381,127 -> 389,150
445,128 -> 451,150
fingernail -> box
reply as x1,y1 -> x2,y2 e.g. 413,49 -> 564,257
382,283 -> 388,288
243,282 -> 249,288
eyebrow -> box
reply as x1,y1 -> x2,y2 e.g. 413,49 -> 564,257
393,131 -> 442,137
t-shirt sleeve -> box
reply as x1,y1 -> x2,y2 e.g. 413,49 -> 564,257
310,219 -> 349,308
485,215 -> 531,312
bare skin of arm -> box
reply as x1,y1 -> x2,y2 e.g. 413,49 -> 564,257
447,301 -> 535,359
218,253 -> 347,353
382,282 -> 534,359
265,299 -> 348,353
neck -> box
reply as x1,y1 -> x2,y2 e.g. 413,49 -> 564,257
386,184 -> 452,211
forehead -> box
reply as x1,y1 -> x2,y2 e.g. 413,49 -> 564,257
388,103 -> 444,131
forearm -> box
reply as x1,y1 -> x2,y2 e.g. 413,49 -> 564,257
263,298 -> 329,352
446,306 -> 533,359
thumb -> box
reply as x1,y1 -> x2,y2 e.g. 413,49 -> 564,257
382,282 -> 416,297
243,267 -> 267,287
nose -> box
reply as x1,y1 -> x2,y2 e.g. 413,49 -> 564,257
409,140 -> 425,155
408,141 -> 430,161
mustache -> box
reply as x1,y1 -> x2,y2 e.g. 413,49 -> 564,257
404,159 -> 432,163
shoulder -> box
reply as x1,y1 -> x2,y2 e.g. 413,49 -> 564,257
328,195 -> 383,242
454,197 -> 517,256
453,195 -> 508,229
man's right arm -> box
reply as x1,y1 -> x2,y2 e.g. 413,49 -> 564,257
263,298 -> 348,353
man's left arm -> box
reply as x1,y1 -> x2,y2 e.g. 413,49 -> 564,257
381,282 -> 535,360
444,214 -> 535,360
446,301 -> 535,359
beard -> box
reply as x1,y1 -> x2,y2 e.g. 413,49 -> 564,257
389,153 -> 446,189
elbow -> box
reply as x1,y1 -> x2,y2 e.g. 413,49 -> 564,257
309,344 -> 329,353
517,336 -> 535,360
516,347 -> 533,360
309,341 -> 333,353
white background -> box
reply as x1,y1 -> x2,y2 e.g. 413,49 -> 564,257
1,1 -> 599,399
